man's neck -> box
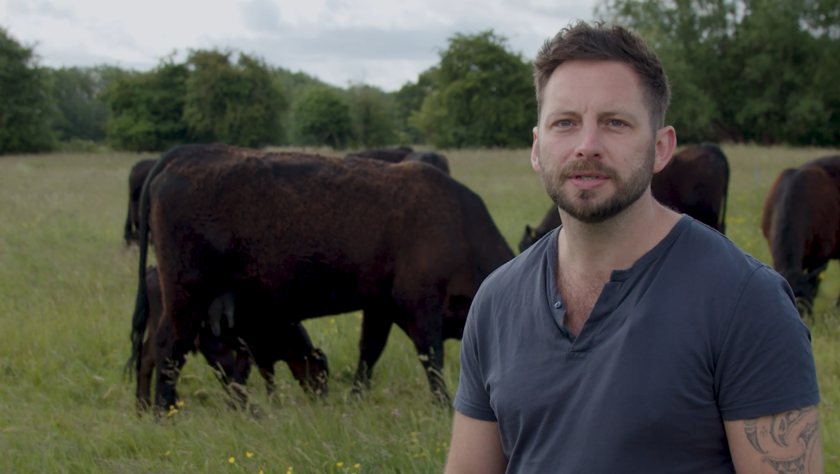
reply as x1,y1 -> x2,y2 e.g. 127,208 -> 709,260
556,195 -> 682,280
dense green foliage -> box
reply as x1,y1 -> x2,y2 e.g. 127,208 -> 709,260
183,50 -> 287,148
102,62 -> 189,152
597,0 -> 840,145
292,86 -> 355,149
0,27 -> 54,153
410,31 -> 535,148
1,0 -> 838,152
346,84 -> 398,147
46,66 -> 119,144
1,146 -> 839,471
393,70 -> 434,145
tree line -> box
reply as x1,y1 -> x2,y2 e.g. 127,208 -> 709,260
1,0 -> 838,155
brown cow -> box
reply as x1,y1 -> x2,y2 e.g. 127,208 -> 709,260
761,154 -> 840,315
519,143 -> 730,252
136,266 -> 329,410
128,144 -> 514,412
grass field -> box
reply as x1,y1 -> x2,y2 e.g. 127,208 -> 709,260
0,144 -> 839,472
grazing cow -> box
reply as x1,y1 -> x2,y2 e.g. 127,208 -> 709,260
761,155 -> 840,315
129,143 -> 514,412
344,146 -> 413,163
124,159 -> 156,245
519,143 -> 730,252
137,266 -> 329,410
345,147 -> 450,175
406,151 -> 450,175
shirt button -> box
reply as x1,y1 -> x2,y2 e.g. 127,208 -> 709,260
554,301 -> 562,309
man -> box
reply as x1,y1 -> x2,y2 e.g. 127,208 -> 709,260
444,21 -> 822,473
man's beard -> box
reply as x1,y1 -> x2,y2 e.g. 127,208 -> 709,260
542,148 -> 655,224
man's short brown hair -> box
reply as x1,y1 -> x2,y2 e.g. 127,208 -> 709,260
534,21 -> 671,128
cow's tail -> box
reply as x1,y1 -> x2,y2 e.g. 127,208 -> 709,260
124,146 -> 182,378
719,152 -> 730,234
122,208 -> 134,246
706,143 -> 730,234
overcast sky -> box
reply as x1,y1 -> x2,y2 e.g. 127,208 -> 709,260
2,0 -> 600,92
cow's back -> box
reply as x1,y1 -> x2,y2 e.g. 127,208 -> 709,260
147,144 -> 512,322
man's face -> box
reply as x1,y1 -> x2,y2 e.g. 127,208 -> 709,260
531,60 -> 666,224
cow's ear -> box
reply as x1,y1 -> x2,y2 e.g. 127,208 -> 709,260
653,125 -> 677,173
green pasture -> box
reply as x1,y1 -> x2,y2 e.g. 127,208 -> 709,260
1,145 -> 839,472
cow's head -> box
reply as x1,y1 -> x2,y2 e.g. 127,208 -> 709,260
519,225 -> 537,253
785,265 -> 825,317
288,348 -> 329,397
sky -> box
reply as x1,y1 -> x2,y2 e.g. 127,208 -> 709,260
1,0 -> 600,92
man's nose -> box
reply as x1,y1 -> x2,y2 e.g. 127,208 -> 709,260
574,123 -> 603,159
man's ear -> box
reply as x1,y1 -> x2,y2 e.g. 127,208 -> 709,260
530,126 -> 542,172
653,125 -> 677,173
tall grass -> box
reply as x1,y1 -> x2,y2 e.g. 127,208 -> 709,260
0,145 -> 838,472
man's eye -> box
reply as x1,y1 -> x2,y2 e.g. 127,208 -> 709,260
555,120 -> 574,128
607,119 -> 627,128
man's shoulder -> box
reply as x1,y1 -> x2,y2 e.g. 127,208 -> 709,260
676,217 -> 767,274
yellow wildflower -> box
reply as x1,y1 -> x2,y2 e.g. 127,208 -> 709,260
228,456 -> 235,464
336,461 -> 344,468
246,451 -> 255,458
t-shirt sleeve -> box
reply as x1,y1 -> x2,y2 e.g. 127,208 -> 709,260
453,290 -> 498,422
716,266 -> 820,420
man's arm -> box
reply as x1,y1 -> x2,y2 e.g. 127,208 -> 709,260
444,412 -> 507,474
725,405 -> 823,473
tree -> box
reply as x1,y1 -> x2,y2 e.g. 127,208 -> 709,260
183,50 -> 287,147
346,83 -> 397,147
597,0 -> 840,145
46,66 -> 114,143
597,0 -> 732,143
393,69 -> 435,144
411,31 -> 535,148
103,61 -> 189,151
292,86 -> 354,149
272,67 -> 329,145
0,27 -> 54,153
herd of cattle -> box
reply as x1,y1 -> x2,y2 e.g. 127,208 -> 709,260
123,143 -> 840,413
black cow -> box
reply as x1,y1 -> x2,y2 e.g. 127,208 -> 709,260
129,144 -> 514,412
123,159 -> 156,245
761,155 -> 840,316
406,151 -> 450,174
345,147 -> 450,175
519,144 -> 730,252
137,267 -> 329,410
344,146 -> 414,163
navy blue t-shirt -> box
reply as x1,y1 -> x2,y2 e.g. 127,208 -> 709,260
454,216 -> 819,473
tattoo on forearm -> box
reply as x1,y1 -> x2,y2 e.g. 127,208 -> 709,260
742,406 -> 820,473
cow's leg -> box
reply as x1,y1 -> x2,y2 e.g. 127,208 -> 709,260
152,300 -> 197,415
135,335 -> 154,411
405,318 -> 449,405
353,308 -> 393,393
